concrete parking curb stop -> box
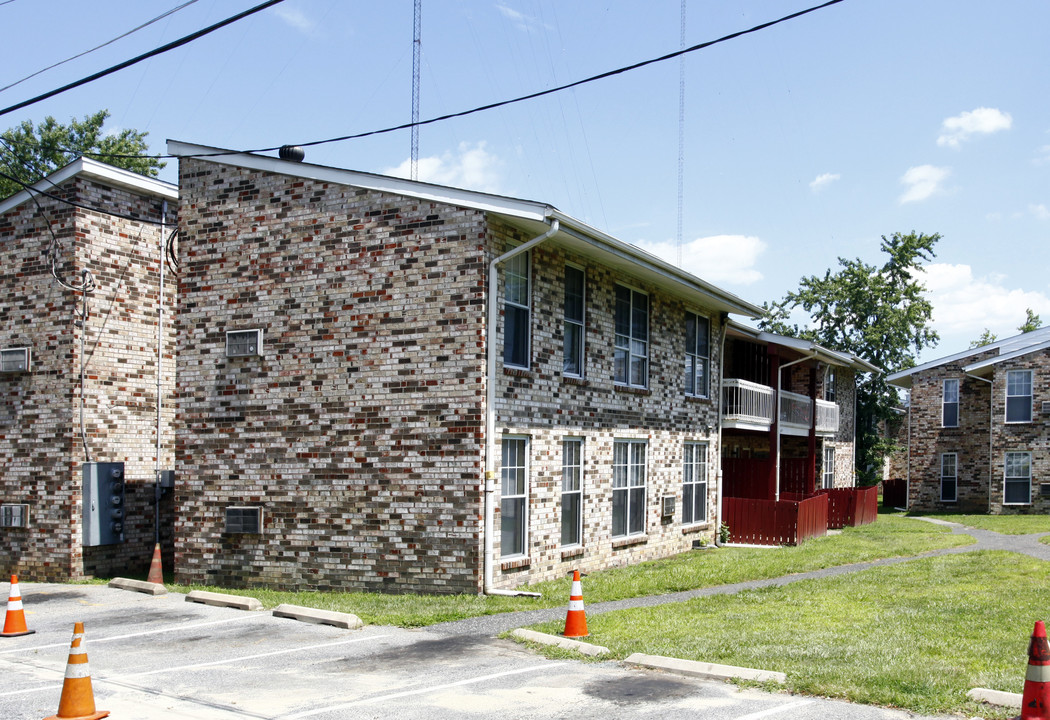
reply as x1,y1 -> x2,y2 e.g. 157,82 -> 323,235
966,687 -> 1022,709
272,603 -> 363,629
108,578 -> 167,596
623,652 -> 787,684
185,590 -> 262,611
510,629 -> 610,657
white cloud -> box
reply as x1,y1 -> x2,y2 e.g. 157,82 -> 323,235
1031,203 -> 1050,221
1035,145 -> 1050,165
273,6 -> 316,34
634,235 -> 767,286
497,4 -> 546,32
384,142 -> 504,193
809,173 -> 841,192
899,165 -> 950,204
937,107 -> 1012,148
917,263 -> 1050,342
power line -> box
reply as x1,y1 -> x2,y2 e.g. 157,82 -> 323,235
0,0 -> 287,119
0,0 -> 202,95
0,168 -> 171,226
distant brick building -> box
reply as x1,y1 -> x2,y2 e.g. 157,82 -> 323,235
887,327 -> 1050,513
0,159 -> 178,580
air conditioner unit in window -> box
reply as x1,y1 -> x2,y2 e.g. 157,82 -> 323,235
0,504 -> 30,528
0,347 -> 30,373
661,495 -> 675,519
1041,401 -> 1050,415
225,329 -> 263,358
225,506 -> 263,534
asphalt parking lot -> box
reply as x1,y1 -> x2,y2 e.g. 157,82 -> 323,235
0,582 -> 948,720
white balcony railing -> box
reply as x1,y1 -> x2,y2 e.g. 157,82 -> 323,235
779,390 -> 813,430
721,378 -> 775,426
815,399 -> 839,434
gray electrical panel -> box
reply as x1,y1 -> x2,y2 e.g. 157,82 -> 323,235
83,462 -> 126,546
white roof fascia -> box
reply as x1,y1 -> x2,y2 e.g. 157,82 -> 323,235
550,211 -> 764,318
167,140 -> 552,223
727,320 -> 879,373
887,326 -> 1050,387
963,339 -> 1050,375
0,156 -> 177,216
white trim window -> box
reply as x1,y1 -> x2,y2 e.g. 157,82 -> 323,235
503,252 -> 530,369
685,313 -> 710,398
824,367 -> 837,403
614,285 -> 648,388
561,438 -> 583,547
563,265 -> 585,377
940,452 -> 958,502
501,437 -> 529,556
942,379 -> 959,428
823,446 -> 836,489
0,347 -> 30,373
612,439 -> 646,537
1006,370 -> 1033,423
682,442 -> 708,525
1004,451 -> 1032,505
225,330 -> 263,358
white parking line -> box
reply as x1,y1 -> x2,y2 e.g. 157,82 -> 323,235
734,699 -> 815,719
284,662 -> 564,718
0,612 -> 270,655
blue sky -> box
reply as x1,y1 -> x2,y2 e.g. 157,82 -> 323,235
3,0 -> 1048,362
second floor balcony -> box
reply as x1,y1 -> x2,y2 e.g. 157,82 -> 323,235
722,379 -> 839,435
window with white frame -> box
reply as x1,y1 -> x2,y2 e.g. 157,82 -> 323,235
682,442 -> 708,524
1006,370 -> 1033,423
685,313 -> 710,398
1005,451 -> 1032,505
0,347 -> 30,373
942,379 -> 959,427
561,438 -> 583,547
940,453 -> 958,502
823,446 -> 836,489
225,329 -> 263,357
503,252 -> 530,369
0,504 -> 29,528
501,437 -> 529,556
612,439 -> 646,537
614,285 -> 648,388
824,367 -> 837,403
563,266 -> 585,377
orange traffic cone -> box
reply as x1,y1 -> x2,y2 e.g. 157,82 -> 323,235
1019,620 -> 1050,720
146,542 -> 164,585
562,570 -> 588,638
44,622 -> 109,720
1,574 -> 35,637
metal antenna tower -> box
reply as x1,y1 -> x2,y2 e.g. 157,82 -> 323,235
676,0 -> 687,267
411,0 -> 421,181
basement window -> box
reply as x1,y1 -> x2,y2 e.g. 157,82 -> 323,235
0,504 -> 29,528
226,329 -> 263,358
225,506 -> 263,534
0,347 -> 30,373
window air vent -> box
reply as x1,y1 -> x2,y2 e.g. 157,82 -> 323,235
0,504 -> 29,528
0,347 -> 30,373
1041,484 -> 1050,499
1041,402 -> 1050,415
226,329 -> 263,358
225,506 -> 262,533
661,495 -> 676,519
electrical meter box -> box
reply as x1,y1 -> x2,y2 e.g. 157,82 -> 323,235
83,462 -> 126,546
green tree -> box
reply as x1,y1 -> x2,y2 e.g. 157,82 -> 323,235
761,231 -> 941,484
0,110 -> 163,199
1018,308 -> 1042,334
969,329 -> 998,348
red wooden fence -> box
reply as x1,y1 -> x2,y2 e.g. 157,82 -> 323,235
722,493 -> 828,546
882,478 -> 907,509
824,486 -> 879,529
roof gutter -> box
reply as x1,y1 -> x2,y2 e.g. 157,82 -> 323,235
483,218 -> 559,596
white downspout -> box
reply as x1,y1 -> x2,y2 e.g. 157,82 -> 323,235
483,218 -> 559,596
715,316 -> 728,545
775,353 -> 819,502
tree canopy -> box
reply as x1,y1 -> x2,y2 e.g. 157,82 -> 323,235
969,308 -> 1043,348
0,110 -> 163,200
761,231 -> 941,483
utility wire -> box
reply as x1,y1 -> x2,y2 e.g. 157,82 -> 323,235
0,168 -> 171,226
16,0 -> 847,163
0,0 -> 201,95
0,0 -> 287,119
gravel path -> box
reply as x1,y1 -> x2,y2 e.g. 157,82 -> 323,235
430,519 -> 1050,637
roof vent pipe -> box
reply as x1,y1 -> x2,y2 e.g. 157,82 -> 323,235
279,145 -> 305,162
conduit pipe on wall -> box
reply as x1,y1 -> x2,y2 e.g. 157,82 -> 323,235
775,353 -> 819,501
714,314 -> 728,546
483,218 -> 559,596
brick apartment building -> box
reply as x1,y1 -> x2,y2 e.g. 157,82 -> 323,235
0,158 -> 178,580
887,327 -> 1050,513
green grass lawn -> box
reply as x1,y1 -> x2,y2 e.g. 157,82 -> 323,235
150,513 -> 969,627
918,513 -> 1050,535
526,550 -> 1046,718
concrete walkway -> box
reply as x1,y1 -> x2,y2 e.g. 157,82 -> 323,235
431,519 -> 1050,637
